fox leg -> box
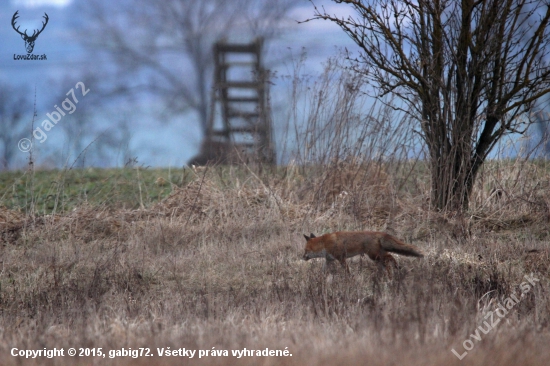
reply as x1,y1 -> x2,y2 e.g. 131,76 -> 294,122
337,257 -> 350,274
382,254 -> 397,278
372,253 -> 396,278
375,260 -> 386,275
323,258 -> 337,273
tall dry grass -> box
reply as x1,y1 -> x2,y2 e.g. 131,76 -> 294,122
1,56 -> 549,365
0,159 -> 549,365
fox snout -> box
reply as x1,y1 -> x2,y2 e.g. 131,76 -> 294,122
302,233 -> 317,261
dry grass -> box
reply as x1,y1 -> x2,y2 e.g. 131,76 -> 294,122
0,160 -> 549,365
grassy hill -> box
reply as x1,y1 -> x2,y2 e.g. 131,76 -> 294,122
0,160 -> 548,365
0,167 -> 188,214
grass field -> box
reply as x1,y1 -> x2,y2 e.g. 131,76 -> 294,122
0,160 -> 549,365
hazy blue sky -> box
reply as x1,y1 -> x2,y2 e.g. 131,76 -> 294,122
3,0 -> 544,169
1,0 -> 361,169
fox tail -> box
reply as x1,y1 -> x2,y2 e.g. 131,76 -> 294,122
381,235 -> 424,257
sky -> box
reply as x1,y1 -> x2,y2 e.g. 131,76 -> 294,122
1,0 -> 364,169
1,0 -> 546,170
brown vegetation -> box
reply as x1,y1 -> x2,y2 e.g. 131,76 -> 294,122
0,159 -> 549,365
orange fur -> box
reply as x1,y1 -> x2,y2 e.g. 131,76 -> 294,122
302,231 -> 423,275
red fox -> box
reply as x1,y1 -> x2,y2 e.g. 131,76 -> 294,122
302,231 -> 424,274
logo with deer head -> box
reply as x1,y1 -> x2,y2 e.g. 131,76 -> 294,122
11,11 -> 49,54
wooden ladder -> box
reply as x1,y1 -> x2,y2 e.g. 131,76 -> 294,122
206,38 -> 275,164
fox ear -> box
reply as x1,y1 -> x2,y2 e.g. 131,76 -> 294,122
310,233 -> 316,238
304,234 -> 310,241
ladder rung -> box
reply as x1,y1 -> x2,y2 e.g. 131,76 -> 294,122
219,82 -> 263,89
233,142 -> 257,148
215,44 -> 261,53
227,111 -> 259,119
228,127 -> 262,133
226,97 -> 259,103
219,62 -> 258,68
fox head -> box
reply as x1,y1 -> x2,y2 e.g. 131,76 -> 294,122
302,233 -> 323,260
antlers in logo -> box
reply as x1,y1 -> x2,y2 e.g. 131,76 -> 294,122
11,11 -> 49,54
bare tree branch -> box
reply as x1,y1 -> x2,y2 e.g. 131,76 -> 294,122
309,0 -> 550,210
